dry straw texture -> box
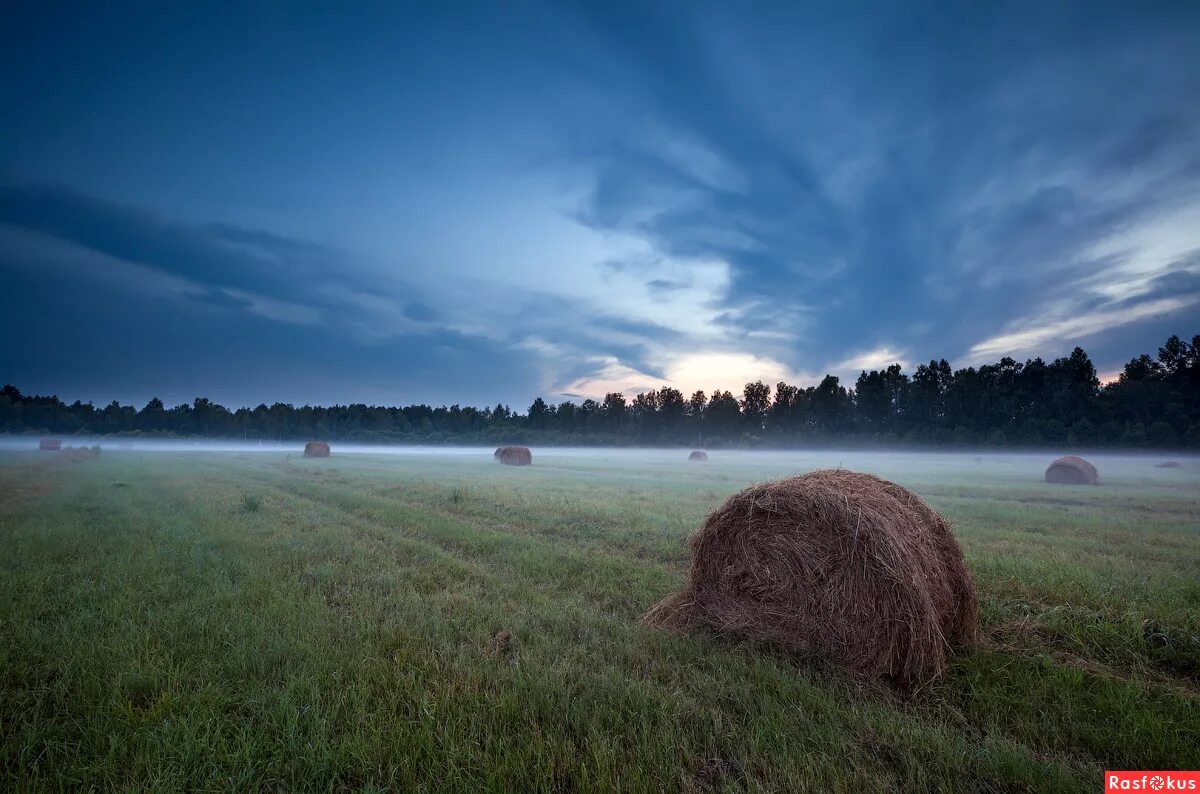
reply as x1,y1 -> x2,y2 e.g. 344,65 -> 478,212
1044,455 -> 1097,485
303,441 -> 331,458
496,446 -> 532,466
688,450 -> 709,462
645,469 -> 978,683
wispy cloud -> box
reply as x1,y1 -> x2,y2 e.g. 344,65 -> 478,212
831,347 -> 907,374
968,296 -> 1198,361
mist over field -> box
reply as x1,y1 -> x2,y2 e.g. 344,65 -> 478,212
5,436 -> 1200,491
3,436 -> 1199,475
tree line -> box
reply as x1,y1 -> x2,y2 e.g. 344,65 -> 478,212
3,333 -> 1198,449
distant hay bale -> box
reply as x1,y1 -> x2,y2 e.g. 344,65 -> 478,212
58,445 -> 100,463
1044,455 -> 1098,485
644,469 -> 978,683
303,441 -> 331,458
495,446 -> 532,466
39,438 -> 62,451
1155,461 -> 1181,469
688,450 -> 709,462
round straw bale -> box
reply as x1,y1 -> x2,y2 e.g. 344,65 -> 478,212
496,446 -> 532,466
303,441 -> 331,458
1044,455 -> 1097,485
688,450 -> 709,462
1155,461 -> 1180,469
644,469 -> 978,683
39,438 -> 62,451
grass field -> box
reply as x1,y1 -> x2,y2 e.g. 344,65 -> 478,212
1,447 -> 1198,791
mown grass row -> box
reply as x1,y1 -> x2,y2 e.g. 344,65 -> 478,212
1,451 -> 1197,791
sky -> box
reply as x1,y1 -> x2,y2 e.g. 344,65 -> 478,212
2,1 -> 1199,409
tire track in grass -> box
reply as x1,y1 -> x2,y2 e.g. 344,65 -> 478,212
219,459 -> 684,622
2,460 -> 568,791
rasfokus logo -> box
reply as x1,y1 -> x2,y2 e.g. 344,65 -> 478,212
1106,772 -> 1199,791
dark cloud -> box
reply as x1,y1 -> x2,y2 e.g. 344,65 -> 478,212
0,183 -> 554,406
565,1 -> 1200,372
0,184 -> 329,303
0,254 -> 542,408
1123,263 -> 1200,308
0,183 -> 438,332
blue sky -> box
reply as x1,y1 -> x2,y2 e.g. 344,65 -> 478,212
2,1 -> 1198,408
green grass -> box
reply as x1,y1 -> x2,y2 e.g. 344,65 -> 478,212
1,448 -> 1197,791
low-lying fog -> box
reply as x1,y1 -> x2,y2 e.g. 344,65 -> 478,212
2,436 -> 1195,484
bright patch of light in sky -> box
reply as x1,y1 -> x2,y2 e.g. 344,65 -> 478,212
560,351 -> 814,400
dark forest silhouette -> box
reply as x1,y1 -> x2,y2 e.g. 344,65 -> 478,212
4,334 -> 1198,449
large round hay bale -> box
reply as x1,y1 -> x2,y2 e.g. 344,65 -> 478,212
688,450 -> 708,462
39,438 -> 62,451
1044,455 -> 1097,485
496,446 -> 532,466
644,469 -> 978,683
303,441 -> 331,458
1155,461 -> 1181,469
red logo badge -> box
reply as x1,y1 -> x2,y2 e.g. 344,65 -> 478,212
1106,772 -> 1200,791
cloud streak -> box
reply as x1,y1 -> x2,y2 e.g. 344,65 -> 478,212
968,296 -> 1199,361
